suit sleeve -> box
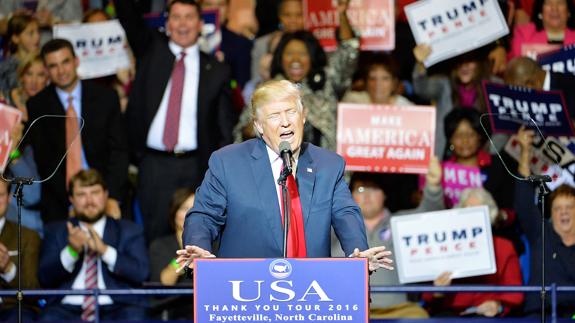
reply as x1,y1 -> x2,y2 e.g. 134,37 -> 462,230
104,90 -> 129,201
216,65 -> 238,148
108,221 -> 149,285
183,152 -> 228,251
330,157 -> 368,256
115,0 -> 154,58
39,224 -> 77,288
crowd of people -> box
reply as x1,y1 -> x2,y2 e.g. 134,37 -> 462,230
0,0 -> 574,321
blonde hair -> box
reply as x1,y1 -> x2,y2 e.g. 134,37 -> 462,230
456,188 -> 499,225
250,80 -> 304,136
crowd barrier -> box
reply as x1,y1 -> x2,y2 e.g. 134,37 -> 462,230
1,285 -> 574,322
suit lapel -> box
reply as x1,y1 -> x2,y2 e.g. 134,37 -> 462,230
250,140 -> 283,251
295,143 -> 315,226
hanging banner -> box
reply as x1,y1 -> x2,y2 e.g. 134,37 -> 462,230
538,44 -> 575,75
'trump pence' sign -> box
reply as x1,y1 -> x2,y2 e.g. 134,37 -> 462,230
391,206 -> 495,284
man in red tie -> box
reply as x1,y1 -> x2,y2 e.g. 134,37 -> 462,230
116,0 -> 237,243
38,169 -> 149,321
177,80 -> 394,271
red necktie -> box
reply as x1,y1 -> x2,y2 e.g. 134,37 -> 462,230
81,250 -> 98,322
65,96 -> 82,187
163,51 -> 186,151
280,167 -> 307,258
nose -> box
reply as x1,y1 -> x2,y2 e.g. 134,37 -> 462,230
279,112 -> 290,127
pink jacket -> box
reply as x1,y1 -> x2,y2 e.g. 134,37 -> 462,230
510,22 -> 575,59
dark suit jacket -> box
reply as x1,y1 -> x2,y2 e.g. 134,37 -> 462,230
38,218 -> 149,306
26,81 -> 129,223
550,72 -> 575,119
0,219 -> 40,311
183,139 -> 368,258
116,0 -> 237,173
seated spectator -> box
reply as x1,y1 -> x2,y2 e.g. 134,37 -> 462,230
0,12 -> 40,95
0,179 -> 41,321
443,108 -> 517,210
412,45 -> 496,156
504,56 -> 575,119
148,188 -> 195,320
39,169 -> 149,321
515,126 -> 575,317
234,0 -> 358,151
423,187 -> 524,317
331,156 -> 444,318
509,0 -> 575,59
342,53 -> 413,106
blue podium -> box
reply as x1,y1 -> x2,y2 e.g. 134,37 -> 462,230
194,258 -> 369,322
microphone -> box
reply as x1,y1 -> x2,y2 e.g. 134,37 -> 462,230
526,174 -> 553,183
278,141 -> 293,176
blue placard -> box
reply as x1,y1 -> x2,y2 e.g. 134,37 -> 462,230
538,44 -> 575,75
483,81 -> 574,136
194,258 -> 369,323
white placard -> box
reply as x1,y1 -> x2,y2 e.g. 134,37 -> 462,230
405,0 -> 509,67
53,20 -> 131,79
390,206 -> 495,284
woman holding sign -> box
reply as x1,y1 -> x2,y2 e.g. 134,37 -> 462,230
510,0 -> 575,58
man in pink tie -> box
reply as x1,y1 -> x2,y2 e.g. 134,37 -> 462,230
38,169 -> 149,321
177,80 -> 394,272
116,0 -> 237,243
26,39 -> 129,224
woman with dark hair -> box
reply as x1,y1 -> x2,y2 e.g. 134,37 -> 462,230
148,187 -> 195,319
443,108 -> 516,210
510,0 -> 575,58
234,0 -> 357,151
342,53 -> 413,106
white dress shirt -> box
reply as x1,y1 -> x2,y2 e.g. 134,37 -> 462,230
266,145 -> 298,213
146,41 -> 200,152
56,82 -> 89,169
61,216 -> 118,305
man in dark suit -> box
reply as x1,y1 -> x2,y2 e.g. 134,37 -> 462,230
0,180 -> 41,321
27,38 -> 129,223
39,169 -> 149,320
177,80 -> 393,271
116,0 -> 237,242
504,56 -> 575,118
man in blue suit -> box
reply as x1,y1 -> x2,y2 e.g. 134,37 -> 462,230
178,80 -> 393,271
39,169 -> 149,320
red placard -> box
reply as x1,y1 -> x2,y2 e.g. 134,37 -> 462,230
303,0 -> 395,52
0,104 -> 22,172
337,103 -> 435,174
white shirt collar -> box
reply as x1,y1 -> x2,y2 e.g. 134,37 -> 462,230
79,215 -> 107,238
543,70 -> 551,91
168,41 -> 199,59
0,216 -> 5,235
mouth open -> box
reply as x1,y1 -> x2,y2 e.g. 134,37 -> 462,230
280,131 -> 294,140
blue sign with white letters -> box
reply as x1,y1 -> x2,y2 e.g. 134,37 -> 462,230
483,81 -> 574,136
538,45 -> 575,75
194,258 -> 368,322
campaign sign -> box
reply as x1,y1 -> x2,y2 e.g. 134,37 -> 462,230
53,20 -> 131,79
0,104 -> 22,172
538,44 -> 575,75
483,82 -> 574,136
521,43 -> 562,60
405,0 -> 509,67
303,0 -> 395,52
391,206 -> 496,284
505,135 -> 575,190
337,103 -> 435,174
194,258 -> 368,323
442,161 -> 483,208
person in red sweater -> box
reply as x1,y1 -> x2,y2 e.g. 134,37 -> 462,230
423,188 -> 524,317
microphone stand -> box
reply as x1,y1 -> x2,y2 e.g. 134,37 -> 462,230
527,175 -> 551,323
278,167 -> 291,258
10,177 -> 34,323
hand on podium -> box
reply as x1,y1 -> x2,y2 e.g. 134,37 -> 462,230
175,245 -> 216,273
350,246 -> 394,272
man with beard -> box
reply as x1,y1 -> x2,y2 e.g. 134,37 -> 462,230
39,169 -> 149,321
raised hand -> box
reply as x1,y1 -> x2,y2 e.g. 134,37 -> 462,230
351,246 -> 394,272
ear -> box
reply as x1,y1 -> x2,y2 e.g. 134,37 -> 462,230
254,120 -> 264,136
